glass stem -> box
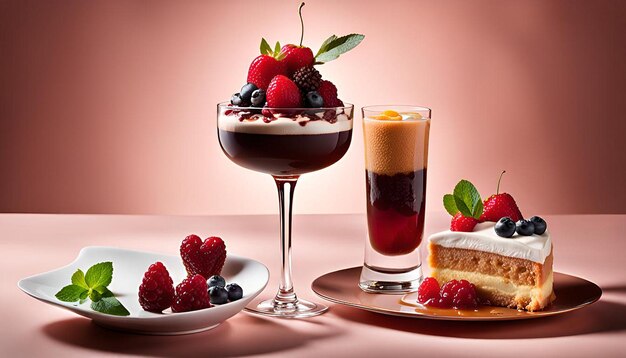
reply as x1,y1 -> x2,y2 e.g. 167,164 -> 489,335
273,176 -> 299,309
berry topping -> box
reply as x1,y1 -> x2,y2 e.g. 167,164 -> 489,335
480,171 -> 524,222
250,88 -> 266,107
138,262 -> 174,313
247,55 -> 287,90
450,212 -> 478,232
226,283 -> 244,301
515,219 -> 535,236
417,277 -> 440,304
208,286 -> 229,305
293,66 -> 322,92
239,83 -> 258,105
530,216 -> 547,235
418,278 -> 479,310
180,235 -> 227,279
266,75 -> 302,108
305,91 -> 324,108
230,93 -> 243,106
171,274 -> 211,312
443,179 -> 483,232
282,45 -> 315,76
207,274 -> 226,288
318,80 -> 343,107
494,217 -> 516,238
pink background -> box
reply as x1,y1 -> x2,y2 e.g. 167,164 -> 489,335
1,0 -> 625,215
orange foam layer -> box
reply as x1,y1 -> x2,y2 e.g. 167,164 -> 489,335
363,118 -> 430,175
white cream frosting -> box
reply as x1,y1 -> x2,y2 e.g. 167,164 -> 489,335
218,113 -> 352,135
428,222 -> 552,264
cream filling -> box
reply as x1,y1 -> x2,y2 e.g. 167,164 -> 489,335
431,268 -> 554,304
218,113 -> 352,134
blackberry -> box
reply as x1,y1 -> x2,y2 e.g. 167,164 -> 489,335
293,67 -> 322,92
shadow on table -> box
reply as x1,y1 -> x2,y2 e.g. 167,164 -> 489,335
42,313 -> 341,357
331,299 -> 626,339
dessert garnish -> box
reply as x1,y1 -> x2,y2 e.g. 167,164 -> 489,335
180,235 -> 227,279
230,2 -> 364,110
515,219 -> 535,236
530,216 -> 547,235
417,277 -> 479,310
171,274 -> 211,313
138,262 -> 174,313
443,179 -> 484,232
494,217 -> 516,238
479,171 -> 523,222
207,275 -> 244,304
55,261 -> 130,316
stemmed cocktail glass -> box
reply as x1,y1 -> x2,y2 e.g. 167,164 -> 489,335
217,103 -> 354,318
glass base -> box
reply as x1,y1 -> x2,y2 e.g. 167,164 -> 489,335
359,264 -> 423,293
245,296 -> 328,318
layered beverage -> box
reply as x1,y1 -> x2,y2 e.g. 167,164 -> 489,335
217,107 -> 353,176
359,106 -> 431,293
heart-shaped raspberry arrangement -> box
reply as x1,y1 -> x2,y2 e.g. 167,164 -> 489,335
180,235 -> 227,278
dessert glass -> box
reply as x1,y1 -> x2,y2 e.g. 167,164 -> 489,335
359,105 -> 431,293
217,103 -> 354,318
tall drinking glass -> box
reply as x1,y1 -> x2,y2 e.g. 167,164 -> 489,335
359,105 -> 431,293
217,103 -> 354,318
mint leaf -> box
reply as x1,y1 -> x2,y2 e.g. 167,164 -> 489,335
474,198 -> 484,219
454,196 -> 473,217
91,296 -> 130,316
71,269 -> 88,289
260,38 -> 272,56
55,284 -> 88,302
89,289 -> 101,302
85,262 -> 113,289
315,34 -> 337,57
443,194 -> 459,215
315,34 -> 364,63
453,180 -> 482,219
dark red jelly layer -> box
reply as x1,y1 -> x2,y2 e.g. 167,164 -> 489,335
366,169 -> 427,256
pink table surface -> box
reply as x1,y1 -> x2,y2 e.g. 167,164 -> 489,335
1,213 -> 625,357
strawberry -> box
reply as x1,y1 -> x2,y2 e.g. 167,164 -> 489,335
180,235 -> 227,278
247,55 -> 287,90
450,212 -> 478,232
318,80 -> 343,107
479,171 -> 523,222
266,75 -> 302,108
281,44 -> 314,76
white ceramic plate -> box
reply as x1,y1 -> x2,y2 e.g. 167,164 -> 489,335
18,246 -> 269,335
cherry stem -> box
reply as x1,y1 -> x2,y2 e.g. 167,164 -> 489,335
497,170 -> 506,195
298,2 -> 305,46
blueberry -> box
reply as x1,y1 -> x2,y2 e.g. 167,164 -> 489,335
305,91 -> 324,108
230,93 -> 243,106
209,286 -> 229,304
494,217 -> 516,238
529,216 -> 547,235
225,283 -> 243,301
250,89 -> 266,107
515,219 -> 535,236
207,275 -> 226,288
240,83 -> 258,104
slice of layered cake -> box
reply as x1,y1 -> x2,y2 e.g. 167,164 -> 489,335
428,222 -> 555,311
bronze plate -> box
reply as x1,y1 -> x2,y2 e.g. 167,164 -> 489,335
312,267 -> 602,321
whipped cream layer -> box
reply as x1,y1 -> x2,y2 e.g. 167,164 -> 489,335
218,113 -> 352,135
428,223 -> 552,264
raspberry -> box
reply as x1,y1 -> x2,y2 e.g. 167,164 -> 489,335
171,274 -> 211,312
293,66 -> 322,92
438,279 -> 478,309
450,212 -> 478,232
180,235 -> 227,279
318,80 -> 342,107
417,277 -> 440,304
138,261 -> 174,313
